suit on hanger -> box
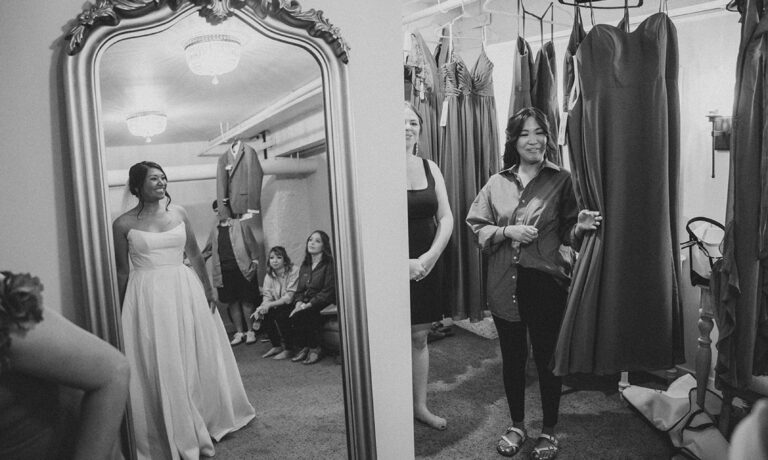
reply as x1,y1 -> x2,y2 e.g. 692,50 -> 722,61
216,142 -> 264,218
215,141 -> 266,284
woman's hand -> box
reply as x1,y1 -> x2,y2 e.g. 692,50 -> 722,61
504,225 -> 539,244
576,210 -> 602,237
417,252 -> 439,278
208,299 -> 218,314
253,304 -> 269,318
410,259 -> 427,281
289,301 -> 307,318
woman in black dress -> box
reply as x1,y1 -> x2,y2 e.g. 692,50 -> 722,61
405,102 -> 453,430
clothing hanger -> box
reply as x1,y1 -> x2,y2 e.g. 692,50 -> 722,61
557,0 -> 642,10
520,1 -> 554,45
480,0 -> 569,37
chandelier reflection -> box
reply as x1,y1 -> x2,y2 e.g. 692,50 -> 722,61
126,111 -> 167,143
184,33 -> 242,85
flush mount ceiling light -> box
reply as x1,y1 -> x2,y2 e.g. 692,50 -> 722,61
184,33 -> 242,85
126,111 -> 167,143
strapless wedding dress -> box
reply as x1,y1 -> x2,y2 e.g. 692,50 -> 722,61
122,222 -> 255,460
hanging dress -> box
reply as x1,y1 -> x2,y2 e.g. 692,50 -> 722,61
471,49 -> 501,189
407,31 -> 441,164
122,223 -> 255,459
508,36 -> 534,120
563,7 -> 586,114
532,40 -> 561,166
440,55 -> 483,320
712,0 -> 768,389
470,49 -> 501,317
553,12 -> 685,375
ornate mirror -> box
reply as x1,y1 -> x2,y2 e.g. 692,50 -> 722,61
61,0 -> 374,458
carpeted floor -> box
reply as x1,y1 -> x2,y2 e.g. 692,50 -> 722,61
415,326 -> 672,459
213,339 -> 348,460
212,327 -> 674,459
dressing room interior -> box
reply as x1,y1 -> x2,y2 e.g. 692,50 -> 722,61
1,0 -> 767,459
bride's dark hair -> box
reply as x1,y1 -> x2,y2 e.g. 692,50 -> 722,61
128,161 -> 172,218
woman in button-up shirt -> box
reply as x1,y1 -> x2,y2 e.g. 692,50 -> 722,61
287,230 -> 336,365
467,107 -> 601,459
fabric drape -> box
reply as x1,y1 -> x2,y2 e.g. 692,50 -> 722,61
440,54 -> 482,320
712,0 -> 768,390
406,31 -> 441,163
553,12 -> 685,375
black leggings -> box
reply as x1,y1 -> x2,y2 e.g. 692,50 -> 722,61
262,305 -> 291,348
493,267 -> 567,428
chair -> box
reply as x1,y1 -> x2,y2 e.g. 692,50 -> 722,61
688,217 -> 768,435
320,304 -> 341,355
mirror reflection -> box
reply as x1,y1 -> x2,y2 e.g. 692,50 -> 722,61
100,11 -> 346,458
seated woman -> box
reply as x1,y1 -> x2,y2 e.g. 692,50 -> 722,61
252,246 -> 300,360
0,270 -> 130,460
287,230 -> 336,365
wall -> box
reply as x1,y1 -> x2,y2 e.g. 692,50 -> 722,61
0,0 -> 412,459
481,10 -> 740,380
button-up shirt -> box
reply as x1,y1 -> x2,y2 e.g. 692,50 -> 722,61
466,160 -> 581,322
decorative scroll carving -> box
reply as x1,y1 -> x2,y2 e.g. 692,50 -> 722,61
64,0 -> 350,63
272,0 -> 350,63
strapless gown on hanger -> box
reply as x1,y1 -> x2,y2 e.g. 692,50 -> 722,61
121,222 -> 255,460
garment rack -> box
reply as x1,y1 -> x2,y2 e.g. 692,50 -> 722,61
557,0 -> 643,9
520,1 -> 554,44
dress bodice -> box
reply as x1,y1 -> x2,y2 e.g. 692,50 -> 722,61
128,222 -> 186,270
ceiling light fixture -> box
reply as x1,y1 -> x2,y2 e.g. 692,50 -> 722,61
184,33 -> 242,85
126,111 -> 167,143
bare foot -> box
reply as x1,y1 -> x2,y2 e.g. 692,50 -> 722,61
414,408 -> 447,431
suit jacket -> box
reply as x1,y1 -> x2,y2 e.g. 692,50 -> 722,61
216,142 -> 264,219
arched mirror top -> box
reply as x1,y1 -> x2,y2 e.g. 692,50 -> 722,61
64,0 -> 350,64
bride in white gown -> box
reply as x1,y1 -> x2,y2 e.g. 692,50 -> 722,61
113,161 -> 255,460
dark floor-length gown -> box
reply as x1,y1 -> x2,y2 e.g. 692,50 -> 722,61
470,49 -> 500,318
712,0 -> 768,389
440,55 -> 482,320
553,12 -> 685,375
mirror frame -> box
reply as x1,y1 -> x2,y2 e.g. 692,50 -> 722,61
61,1 -> 375,458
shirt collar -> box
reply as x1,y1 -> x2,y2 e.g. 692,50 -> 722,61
500,159 -> 561,177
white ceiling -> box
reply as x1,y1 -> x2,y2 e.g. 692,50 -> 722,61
99,12 -> 321,147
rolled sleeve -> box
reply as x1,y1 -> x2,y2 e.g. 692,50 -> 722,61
467,179 -> 509,253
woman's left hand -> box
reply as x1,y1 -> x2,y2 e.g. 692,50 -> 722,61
417,253 -> 438,278
208,299 -> 218,314
577,210 -> 603,234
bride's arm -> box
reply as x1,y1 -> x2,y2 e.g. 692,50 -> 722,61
112,217 -> 130,307
177,206 -> 215,306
